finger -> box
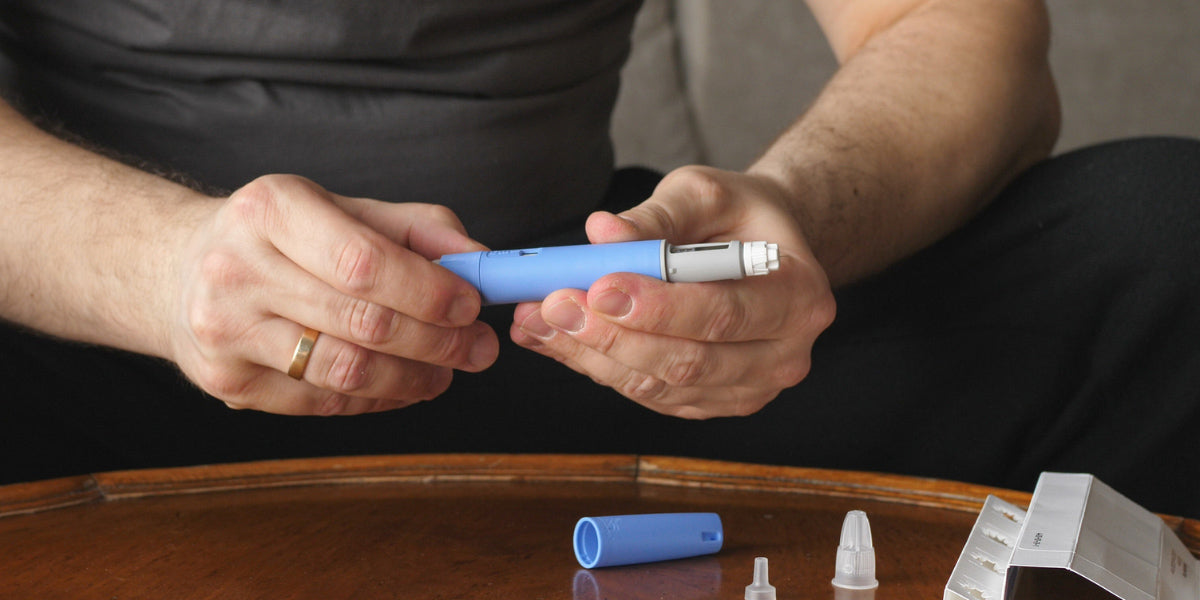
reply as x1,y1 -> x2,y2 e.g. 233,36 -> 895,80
229,176 -> 481,327
220,367 -> 422,416
511,305 -> 779,418
337,197 -> 488,259
256,252 -> 498,371
578,273 -> 787,343
511,307 -> 672,405
528,292 -> 806,390
244,318 -> 456,405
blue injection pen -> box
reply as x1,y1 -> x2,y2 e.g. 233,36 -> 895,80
436,239 -> 779,305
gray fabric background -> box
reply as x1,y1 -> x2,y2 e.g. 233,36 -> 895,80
612,0 -> 1200,172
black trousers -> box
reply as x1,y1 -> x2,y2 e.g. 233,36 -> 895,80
4,137 -> 1198,516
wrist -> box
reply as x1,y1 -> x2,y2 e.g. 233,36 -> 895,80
0,105 -> 226,358
148,190 -> 224,362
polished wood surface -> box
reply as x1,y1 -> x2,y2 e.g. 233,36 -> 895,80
2,455 -> 1196,599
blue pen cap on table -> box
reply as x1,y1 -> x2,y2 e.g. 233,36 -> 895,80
573,512 -> 724,568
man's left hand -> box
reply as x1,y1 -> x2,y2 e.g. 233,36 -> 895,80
511,166 -> 836,419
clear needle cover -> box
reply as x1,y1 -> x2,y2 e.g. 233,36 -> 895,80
745,556 -> 777,600
832,510 -> 879,590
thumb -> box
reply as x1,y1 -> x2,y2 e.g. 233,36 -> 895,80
586,166 -> 737,245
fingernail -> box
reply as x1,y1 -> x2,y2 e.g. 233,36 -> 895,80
593,288 -> 632,318
447,293 -> 479,325
615,212 -> 640,231
543,299 -> 586,333
519,310 -> 555,339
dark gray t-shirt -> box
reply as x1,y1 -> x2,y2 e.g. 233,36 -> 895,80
0,1 -> 640,247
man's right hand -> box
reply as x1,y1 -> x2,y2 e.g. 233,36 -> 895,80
169,174 -> 498,415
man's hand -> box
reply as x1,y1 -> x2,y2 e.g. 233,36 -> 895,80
170,175 -> 499,415
508,0 -> 1058,419
511,166 -> 836,419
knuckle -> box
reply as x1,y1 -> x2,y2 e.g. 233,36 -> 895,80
193,363 -> 255,401
224,176 -> 284,229
667,405 -> 710,420
702,301 -> 748,342
639,298 -> 677,332
587,321 -> 622,356
196,247 -> 256,293
186,298 -> 237,348
416,203 -> 464,228
340,397 -> 395,416
333,235 -> 386,294
425,326 -> 472,366
727,390 -> 775,417
809,291 -> 838,332
785,267 -> 836,333
664,166 -> 732,210
427,285 -> 467,323
631,202 -> 676,238
662,164 -> 713,190
245,173 -> 317,198
315,393 -> 352,416
186,250 -> 256,347
771,357 -> 811,389
358,397 -> 390,414
658,398 -> 717,420
344,297 -> 399,345
618,372 -> 668,404
662,344 -> 709,388
323,344 -> 374,393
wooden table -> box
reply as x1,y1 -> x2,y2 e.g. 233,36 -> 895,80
2,455 -> 1197,599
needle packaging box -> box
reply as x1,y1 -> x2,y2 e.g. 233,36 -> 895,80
945,472 -> 1198,600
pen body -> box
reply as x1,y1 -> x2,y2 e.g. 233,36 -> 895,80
437,239 -> 666,304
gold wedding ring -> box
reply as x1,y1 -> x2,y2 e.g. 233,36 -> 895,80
287,327 -> 321,380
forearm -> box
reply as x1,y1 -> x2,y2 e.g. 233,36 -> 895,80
750,0 -> 1060,286
0,99 -> 214,357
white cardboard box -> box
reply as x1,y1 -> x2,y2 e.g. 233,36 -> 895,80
945,473 -> 1198,600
